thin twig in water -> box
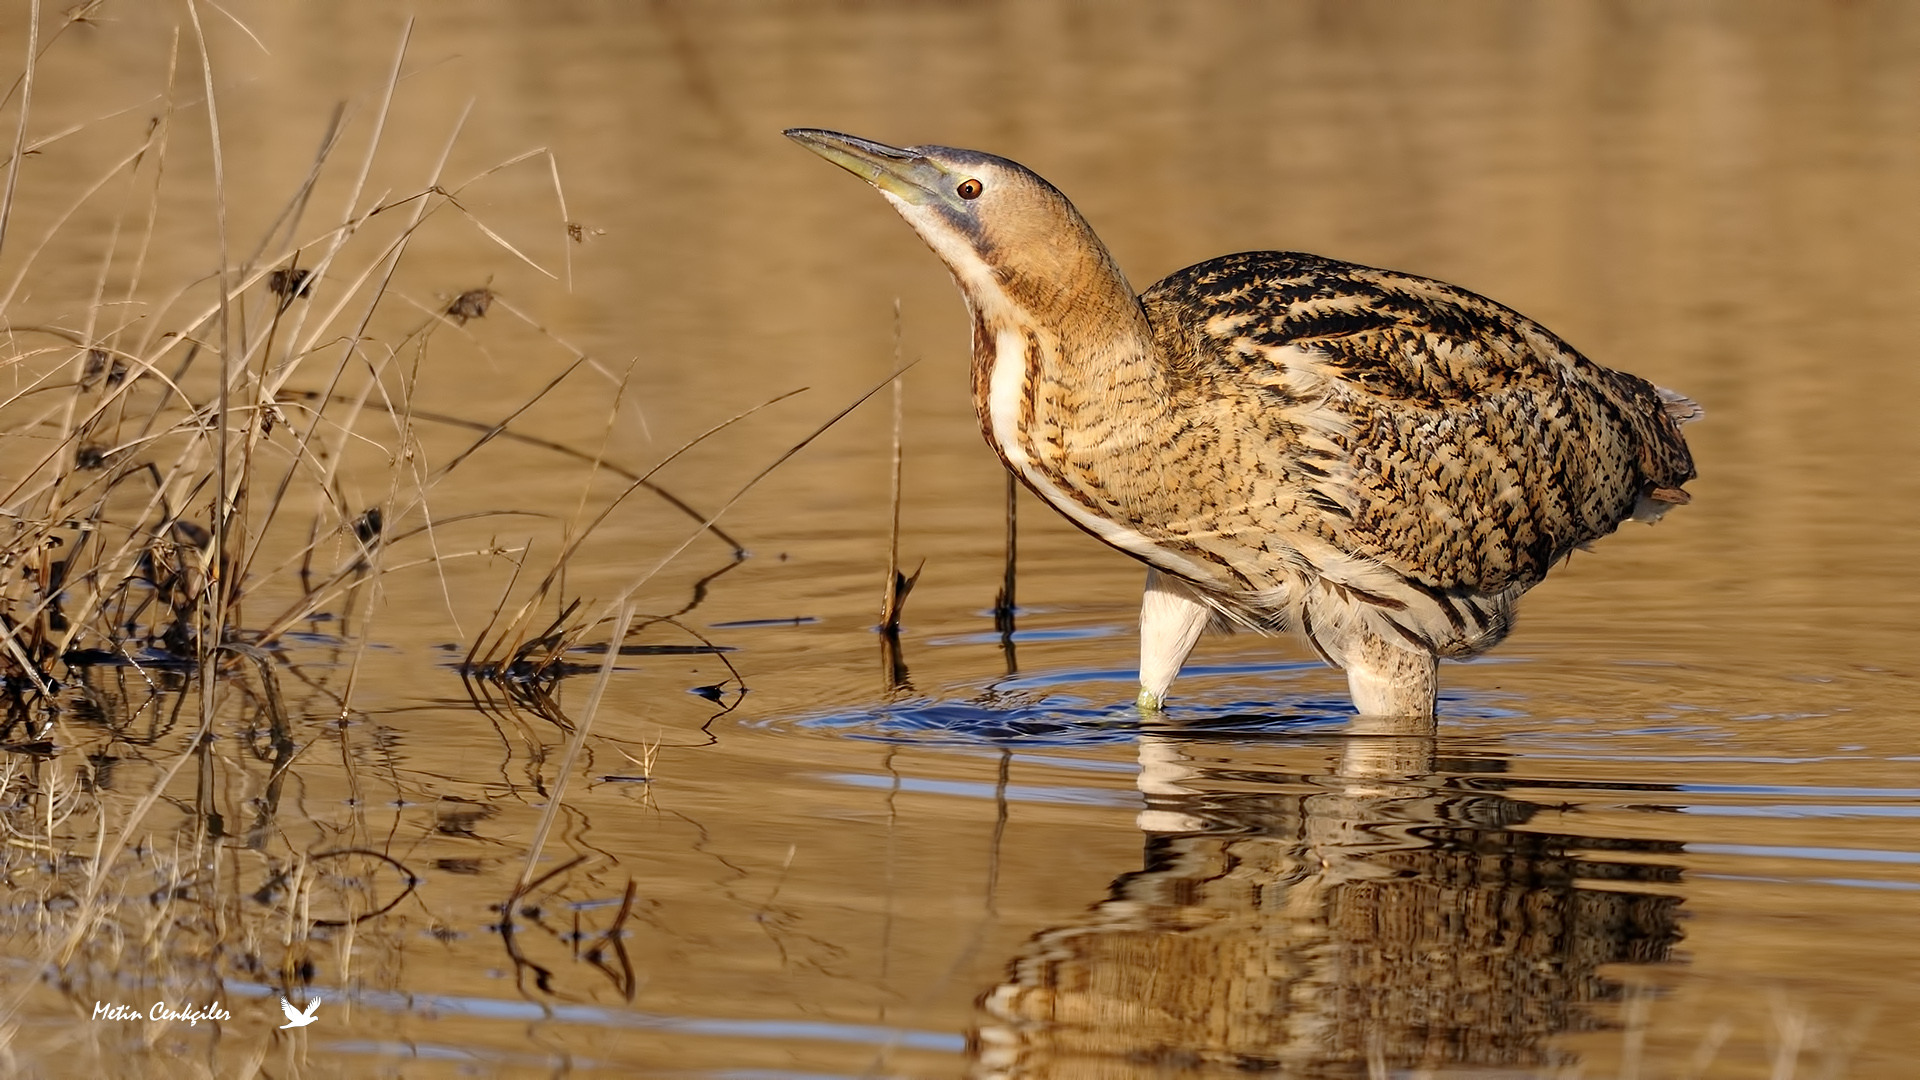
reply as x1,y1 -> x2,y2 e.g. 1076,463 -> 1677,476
184,0 -> 235,746
994,473 -> 1017,635
288,387 -> 740,553
478,387 -> 807,666
585,364 -> 920,638
879,299 -> 916,635
515,602 -> 637,893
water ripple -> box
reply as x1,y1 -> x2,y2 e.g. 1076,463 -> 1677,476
788,691 -> 1357,747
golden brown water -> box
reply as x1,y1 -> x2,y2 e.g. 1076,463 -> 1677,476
4,2 -> 1920,1076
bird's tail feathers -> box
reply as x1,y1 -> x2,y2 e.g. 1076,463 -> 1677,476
1630,484 -> 1693,524
1657,386 -> 1703,425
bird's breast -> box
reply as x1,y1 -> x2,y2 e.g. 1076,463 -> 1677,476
972,319 -> 1226,586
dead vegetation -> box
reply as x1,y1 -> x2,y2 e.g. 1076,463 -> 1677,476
0,7 -> 843,1066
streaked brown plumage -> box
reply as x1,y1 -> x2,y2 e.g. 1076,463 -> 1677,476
787,128 -> 1698,718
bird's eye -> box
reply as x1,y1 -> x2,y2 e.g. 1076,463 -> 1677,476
956,178 -> 983,200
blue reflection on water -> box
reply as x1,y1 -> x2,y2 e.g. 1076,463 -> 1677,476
225,981 -> 964,1053
819,771 -> 1143,807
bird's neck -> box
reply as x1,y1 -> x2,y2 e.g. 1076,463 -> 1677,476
963,246 -> 1159,454
959,251 -> 1189,568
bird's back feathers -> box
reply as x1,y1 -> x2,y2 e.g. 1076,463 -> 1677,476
1129,251 -> 1696,658
1142,251 -> 1695,595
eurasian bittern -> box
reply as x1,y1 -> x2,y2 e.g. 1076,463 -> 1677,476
787,129 -> 1698,718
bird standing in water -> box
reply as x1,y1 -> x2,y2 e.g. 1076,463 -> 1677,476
787,129 -> 1698,718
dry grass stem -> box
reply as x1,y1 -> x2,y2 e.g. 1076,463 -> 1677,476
878,299 -> 920,636
0,12 -> 777,1062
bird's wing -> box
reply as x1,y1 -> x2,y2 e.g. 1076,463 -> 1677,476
302,999 -> 320,1018
1143,250 -> 1696,598
280,999 -> 301,1022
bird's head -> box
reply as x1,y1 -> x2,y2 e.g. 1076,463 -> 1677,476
785,129 -> 1136,336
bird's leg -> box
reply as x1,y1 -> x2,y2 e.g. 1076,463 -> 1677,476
1334,630 -> 1439,719
1136,568 -> 1211,711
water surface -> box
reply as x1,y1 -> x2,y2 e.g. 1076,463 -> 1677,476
3,2 -> 1919,1077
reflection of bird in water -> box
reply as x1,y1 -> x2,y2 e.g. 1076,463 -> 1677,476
787,130 -> 1700,717
972,727 -> 1685,1076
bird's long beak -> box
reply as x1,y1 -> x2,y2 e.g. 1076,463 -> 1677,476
784,128 -> 949,206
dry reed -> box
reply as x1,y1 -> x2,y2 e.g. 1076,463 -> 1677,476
0,8 -> 837,1068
